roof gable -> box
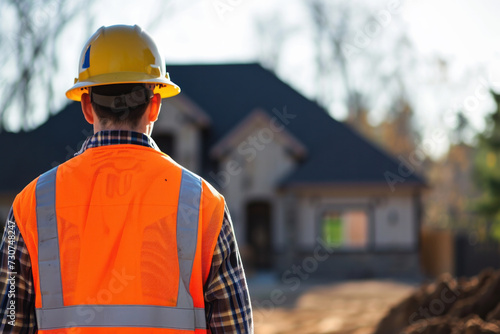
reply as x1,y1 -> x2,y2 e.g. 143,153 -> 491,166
209,108 -> 307,161
167,93 -> 211,128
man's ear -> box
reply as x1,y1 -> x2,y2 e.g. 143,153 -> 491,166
81,93 -> 94,124
148,93 -> 162,123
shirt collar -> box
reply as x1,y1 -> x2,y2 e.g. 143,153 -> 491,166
75,130 -> 160,156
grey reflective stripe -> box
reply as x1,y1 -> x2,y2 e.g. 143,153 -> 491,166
34,166 -> 207,330
176,169 -> 202,309
35,166 -> 64,309
36,305 -> 206,330
195,307 -> 207,329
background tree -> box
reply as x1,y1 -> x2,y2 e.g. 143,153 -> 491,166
255,0 -> 422,133
253,0 -> 497,238
0,0 -> 95,131
0,0 -> 180,132
473,90 -> 500,241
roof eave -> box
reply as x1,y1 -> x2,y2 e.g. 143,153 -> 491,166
277,180 -> 427,195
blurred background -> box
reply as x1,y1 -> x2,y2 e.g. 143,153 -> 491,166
1,0 -> 500,333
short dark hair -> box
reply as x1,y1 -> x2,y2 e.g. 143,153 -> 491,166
90,84 -> 154,129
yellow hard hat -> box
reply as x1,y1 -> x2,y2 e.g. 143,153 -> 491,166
66,24 -> 180,101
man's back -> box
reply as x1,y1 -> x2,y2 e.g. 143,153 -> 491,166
15,141 -> 223,309
0,24 -> 253,333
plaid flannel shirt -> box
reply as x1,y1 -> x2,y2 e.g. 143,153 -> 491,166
0,130 -> 253,333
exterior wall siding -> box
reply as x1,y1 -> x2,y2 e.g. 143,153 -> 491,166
217,129 -> 296,249
373,197 -> 417,250
288,194 -> 418,252
155,102 -> 201,173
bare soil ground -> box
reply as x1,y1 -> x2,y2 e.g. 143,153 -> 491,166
374,269 -> 500,334
250,280 -> 416,334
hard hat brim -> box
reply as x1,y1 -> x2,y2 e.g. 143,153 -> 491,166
66,72 -> 181,101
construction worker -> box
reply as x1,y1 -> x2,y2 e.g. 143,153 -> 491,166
0,25 -> 253,333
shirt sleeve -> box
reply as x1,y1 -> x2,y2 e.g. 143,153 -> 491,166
204,205 -> 253,334
0,207 -> 37,333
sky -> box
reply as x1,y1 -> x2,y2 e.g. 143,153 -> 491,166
404,0 -> 500,152
405,0 -> 500,64
3,0 -> 500,157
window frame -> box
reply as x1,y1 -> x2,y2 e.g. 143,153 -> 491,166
316,204 -> 375,253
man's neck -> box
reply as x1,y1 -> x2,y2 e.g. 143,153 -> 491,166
94,124 -> 151,136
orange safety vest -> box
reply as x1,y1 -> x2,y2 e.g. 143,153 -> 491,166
13,144 -> 225,333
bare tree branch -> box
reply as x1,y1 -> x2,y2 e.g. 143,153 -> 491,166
0,0 -> 95,131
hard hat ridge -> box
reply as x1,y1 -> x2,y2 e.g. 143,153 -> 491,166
66,24 -> 180,101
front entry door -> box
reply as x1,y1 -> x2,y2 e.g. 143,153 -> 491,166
246,201 -> 272,269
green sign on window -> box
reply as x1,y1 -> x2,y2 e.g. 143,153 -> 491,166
323,215 -> 343,247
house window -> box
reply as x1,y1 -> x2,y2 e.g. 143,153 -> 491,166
154,134 -> 175,159
321,209 -> 369,249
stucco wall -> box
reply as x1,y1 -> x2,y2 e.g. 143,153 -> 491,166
373,197 -> 417,249
154,102 -> 201,173
284,193 -> 418,252
216,129 -> 297,247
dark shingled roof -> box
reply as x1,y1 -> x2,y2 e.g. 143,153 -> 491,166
0,63 -> 424,194
0,103 -> 92,193
167,63 -> 425,187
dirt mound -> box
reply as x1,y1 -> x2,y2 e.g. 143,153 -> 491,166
374,268 -> 500,334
